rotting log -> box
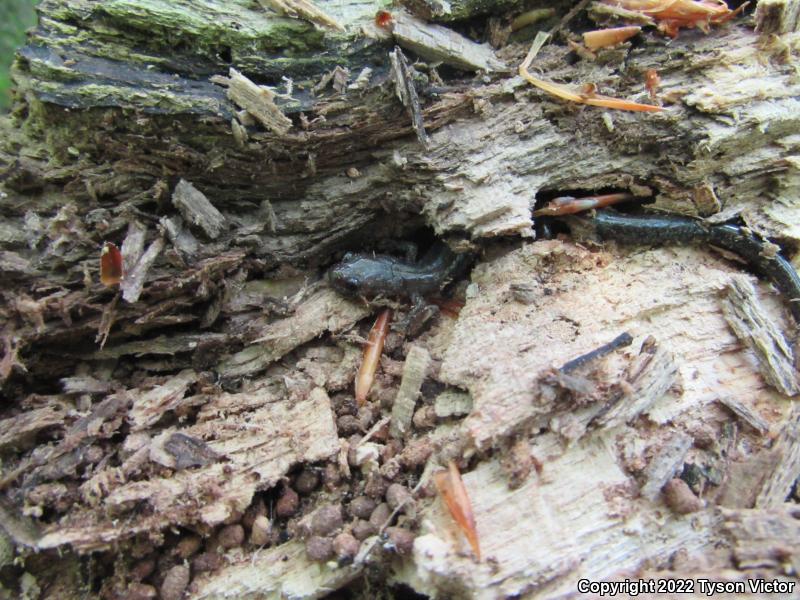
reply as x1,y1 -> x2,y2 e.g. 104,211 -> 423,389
1,0 -> 800,598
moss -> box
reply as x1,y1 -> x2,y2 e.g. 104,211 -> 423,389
97,0 -> 324,57
0,0 -> 39,110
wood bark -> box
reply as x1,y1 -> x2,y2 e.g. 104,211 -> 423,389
1,0 -> 799,598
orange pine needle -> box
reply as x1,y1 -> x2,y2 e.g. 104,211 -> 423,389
434,461 -> 481,560
355,308 -> 391,406
533,192 -> 635,216
582,26 -> 642,50
100,242 -> 123,287
519,62 -> 663,113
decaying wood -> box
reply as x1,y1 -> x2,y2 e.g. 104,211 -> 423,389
193,540 -> 362,599
390,10 -> 507,72
258,0 -> 344,31
640,431 -> 693,501
755,0 -> 800,33
722,274 -> 800,397
171,179 -> 228,241
722,503 -> 800,570
755,403 -> 800,508
36,384 -> 339,552
1,0 -> 799,597
594,336 -> 679,429
390,345 -> 431,439
223,68 -> 294,135
717,395 -> 771,436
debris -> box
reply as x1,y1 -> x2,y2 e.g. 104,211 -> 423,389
257,0 -> 344,31
640,432 -> 693,501
171,179 -> 227,241
356,308 -> 392,405
559,331 -> 633,372
594,336 -> 679,429
434,390 -> 473,418
602,0 -> 748,38
721,274 -> 800,397
387,10 -> 506,72
223,68 -> 293,135
645,68 -> 661,102
662,478 -> 704,514
390,345 -> 431,438
754,404 -> 800,508
433,461 -> 481,560
520,32 -> 663,112
582,26 -> 642,50
716,396 -> 770,436
390,48 -> 429,146
755,0 -> 800,34
511,8 -> 556,31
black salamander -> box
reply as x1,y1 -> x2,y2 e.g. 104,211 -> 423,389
328,240 -> 472,300
328,241 -> 472,335
576,210 -> 800,323
328,212 -> 800,326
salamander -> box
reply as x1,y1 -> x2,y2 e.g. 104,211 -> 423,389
329,212 -> 800,325
328,240 -> 472,300
575,210 -> 800,322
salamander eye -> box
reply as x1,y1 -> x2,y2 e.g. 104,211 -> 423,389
340,277 -> 360,293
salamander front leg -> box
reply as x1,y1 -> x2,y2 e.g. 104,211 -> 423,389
397,293 -> 440,338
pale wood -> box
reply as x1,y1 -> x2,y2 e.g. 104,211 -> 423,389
171,179 -> 228,241
390,344 -> 431,439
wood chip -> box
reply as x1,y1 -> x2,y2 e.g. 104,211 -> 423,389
391,10 -> 506,72
219,288 -> 370,378
389,47 -> 428,146
128,369 -> 198,431
390,345 -> 431,439
0,406 -> 65,451
716,396 -> 770,436
121,235 -> 164,303
160,215 -> 200,260
171,179 -> 227,241
755,403 -> 800,508
755,0 -> 800,34
257,0 -> 344,31
640,432 -> 693,501
595,337 -> 679,429
721,274 -> 800,397
226,68 -> 293,135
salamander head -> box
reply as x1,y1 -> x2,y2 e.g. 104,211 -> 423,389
328,255 -> 393,297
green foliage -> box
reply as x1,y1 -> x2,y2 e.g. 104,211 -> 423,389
0,0 -> 39,110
